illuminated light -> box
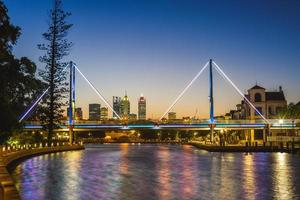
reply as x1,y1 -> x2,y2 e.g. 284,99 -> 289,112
153,125 -> 160,130
279,119 -> 284,124
24,123 -> 280,130
19,64 -> 70,122
74,64 -> 121,119
19,87 -> 49,122
24,125 -> 43,129
160,61 -> 209,120
212,61 -> 270,124
128,124 -> 154,128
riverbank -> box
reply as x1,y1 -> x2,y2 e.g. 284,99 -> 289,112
0,145 -> 84,200
190,142 -> 300,153
86,141 -> 300,153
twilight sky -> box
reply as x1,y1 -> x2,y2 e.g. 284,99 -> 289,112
4,0 -> 300,119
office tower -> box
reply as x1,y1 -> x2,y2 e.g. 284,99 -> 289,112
75,107 -> 83,120
120,91 -> 130,119
113,96 -> 121,118
89,103 -> 100,120
100,107 -> 108,120
138,94 -> 146,120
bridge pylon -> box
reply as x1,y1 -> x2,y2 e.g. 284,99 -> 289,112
209,59 -> 215,143
68,61 -> 75,144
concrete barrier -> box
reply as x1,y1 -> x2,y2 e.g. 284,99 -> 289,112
0,145 -> 84,200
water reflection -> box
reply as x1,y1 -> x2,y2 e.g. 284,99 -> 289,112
157,145 -> 171,199
242,154 -> 257,200
273,153 -> 294,200
181,145 -> 198,199
10,144 -> 300,200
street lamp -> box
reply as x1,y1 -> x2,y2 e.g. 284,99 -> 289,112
279,119 -> 284,135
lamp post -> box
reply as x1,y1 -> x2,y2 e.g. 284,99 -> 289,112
292,119 -> 295,136
279,119 -> 284,135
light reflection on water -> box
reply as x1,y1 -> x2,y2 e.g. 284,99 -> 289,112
10,144 -> 300,200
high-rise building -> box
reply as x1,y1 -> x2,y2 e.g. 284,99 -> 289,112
75,107 -> 83,120
168,112 -> 176,120
113,96 -> 121,118
120,92 -> 130,119
100,107 -> 108,120
138,94 -> 146,120
89,103 -> 101,120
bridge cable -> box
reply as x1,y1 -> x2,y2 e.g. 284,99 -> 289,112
19,63 -> 70,122
74,64 -> 121,119
160,61 -> 209,120
212,61 -> 270,124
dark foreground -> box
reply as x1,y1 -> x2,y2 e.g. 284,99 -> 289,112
10,144 -> 300,200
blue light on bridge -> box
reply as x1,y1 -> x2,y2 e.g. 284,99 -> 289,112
23,122 -> 297,130
24,125 -> 43,129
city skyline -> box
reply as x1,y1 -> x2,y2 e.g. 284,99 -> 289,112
4,0 -> 300,119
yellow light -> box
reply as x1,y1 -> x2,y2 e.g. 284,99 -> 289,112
279,119 -> 284,124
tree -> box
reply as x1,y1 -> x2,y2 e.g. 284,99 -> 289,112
140,130 -> 159,140
178,131 -> 193,140
0,1 -> 43,144
277,103 -> 300,120
38,0 -> 73,142
160,130 -> 177,141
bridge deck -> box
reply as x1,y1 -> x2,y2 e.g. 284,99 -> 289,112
23,120 -> 298,131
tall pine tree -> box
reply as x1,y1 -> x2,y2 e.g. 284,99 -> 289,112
0,0 -> 43,144
38,0 -> 72,142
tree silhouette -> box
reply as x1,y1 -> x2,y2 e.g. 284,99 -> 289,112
0,0 -> 43,144
38,0 -> 73,142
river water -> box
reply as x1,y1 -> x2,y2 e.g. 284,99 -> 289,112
10,144 -> 300,200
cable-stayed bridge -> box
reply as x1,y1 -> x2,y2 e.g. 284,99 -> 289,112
19,59 -> 299,143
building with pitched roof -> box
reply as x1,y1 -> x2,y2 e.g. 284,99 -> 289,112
227,85 -> 287,120
244,85 -> 287,119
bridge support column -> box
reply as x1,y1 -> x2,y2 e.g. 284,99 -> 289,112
210,125 -> 215,144
209,59 -> 215,143
68,61 -> 75,144
264,124 -> 270,142
250,129 -> 254,143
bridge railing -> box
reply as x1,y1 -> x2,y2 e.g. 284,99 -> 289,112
76,119 -> 298,125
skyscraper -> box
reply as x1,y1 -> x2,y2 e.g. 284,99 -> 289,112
113,96 -> 121,118
75,107 -> 83,120
138,94 -> 146,120
100,107 -> 108,120
89,103 -> 101,120
120,91 -> 130,119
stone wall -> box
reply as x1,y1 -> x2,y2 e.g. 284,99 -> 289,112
0,145 -> 84,200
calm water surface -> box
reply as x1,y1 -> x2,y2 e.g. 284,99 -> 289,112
10,144 -> 300,200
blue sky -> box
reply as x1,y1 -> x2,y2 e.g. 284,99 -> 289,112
4,0 -> 300,119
